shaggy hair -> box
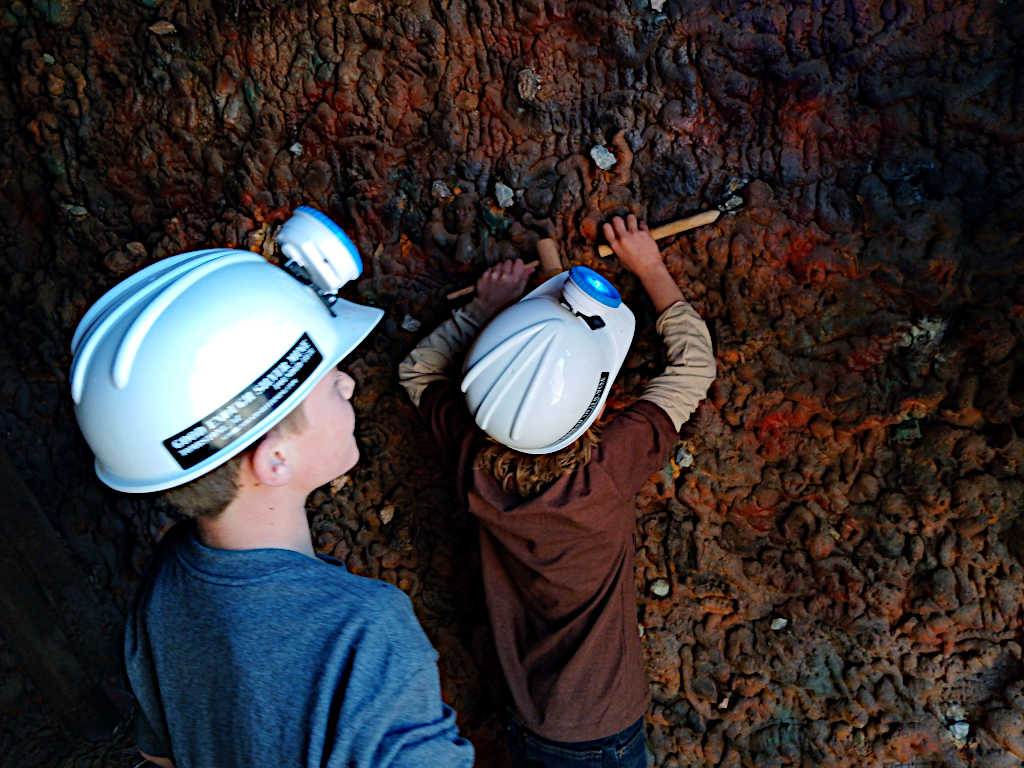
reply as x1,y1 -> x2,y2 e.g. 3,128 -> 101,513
163,403 -> 309,519
474,426 -> 602,498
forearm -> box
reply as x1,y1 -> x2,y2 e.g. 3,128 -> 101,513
636,262 -> 684,314
641,300 -> 716,430
398,299 -> 490,407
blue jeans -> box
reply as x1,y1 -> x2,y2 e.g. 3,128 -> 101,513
505,715 -> 649,768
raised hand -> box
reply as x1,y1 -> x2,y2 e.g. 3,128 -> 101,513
602,215 -> 662,278
475,258 -> 537,318
602,214 -> 682,313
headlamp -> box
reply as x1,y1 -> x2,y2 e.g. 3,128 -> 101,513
567,266 -> 621,308
561,266 -> 622,329
277,206 -> 363,297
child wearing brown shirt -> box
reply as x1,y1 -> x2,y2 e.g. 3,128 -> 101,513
399,215 -> 716,767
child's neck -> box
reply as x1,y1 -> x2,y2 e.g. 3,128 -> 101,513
196,489 -> 316,558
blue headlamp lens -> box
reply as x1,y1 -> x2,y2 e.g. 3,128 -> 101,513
569,266 -> 621,308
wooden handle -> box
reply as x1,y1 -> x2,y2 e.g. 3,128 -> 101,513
536,238 -> 562,275
445,283 -> 477,301
445,259 -> 540,301
596,209 -> 721,257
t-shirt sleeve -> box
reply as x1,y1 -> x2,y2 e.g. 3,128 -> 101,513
370,666 -> 474,767
124,529 -> 181,762
134,707 -> 171,760
126,613 -> 173,760
640,299 -> 716,430
590,400 -> 680,496
336,589 -> 474,768
398,299 -> 490,407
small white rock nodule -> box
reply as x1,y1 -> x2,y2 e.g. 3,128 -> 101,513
770,617 -> 788,630
590,144 -> 617,170
148,20 -> 176,35
431,180 -> 453,200
949,721 -> 969,742
517,68 -> 540,102
495,182 -> 515,208
62,203 -> 88,217
650,578 -> 670,597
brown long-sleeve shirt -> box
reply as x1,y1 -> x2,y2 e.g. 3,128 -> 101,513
400,298 -> 715,741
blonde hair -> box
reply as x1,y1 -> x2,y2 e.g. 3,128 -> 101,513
163,403 -> 309,518
473,426 -> 602,498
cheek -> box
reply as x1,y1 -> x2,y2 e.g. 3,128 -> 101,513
337,402 -> 357,442
340,408 -> 359,464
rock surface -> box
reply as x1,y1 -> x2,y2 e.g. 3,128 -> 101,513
1,0 -> 1022,765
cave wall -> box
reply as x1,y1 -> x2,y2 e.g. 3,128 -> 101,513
1,0 -> 1023,765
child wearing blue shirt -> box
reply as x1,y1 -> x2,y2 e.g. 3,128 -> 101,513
70,209 -> 473,768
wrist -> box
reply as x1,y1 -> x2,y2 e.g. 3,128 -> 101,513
463,297 -> 493,324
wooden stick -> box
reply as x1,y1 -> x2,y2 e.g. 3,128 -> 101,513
445,209 -> 719,298
445,236 -> 564,301
445,259 -> 540,300
596,209 -> 722,257
536,238 -> 562,276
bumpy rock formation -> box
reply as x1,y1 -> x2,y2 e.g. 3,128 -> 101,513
1,0 -> 1022,765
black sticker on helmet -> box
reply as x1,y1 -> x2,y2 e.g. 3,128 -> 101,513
163,333 -> 323,470
555,371 -> 609,445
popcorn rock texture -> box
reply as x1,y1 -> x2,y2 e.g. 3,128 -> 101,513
1,0 -> 1021,765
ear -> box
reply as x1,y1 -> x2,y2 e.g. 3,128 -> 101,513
249,432 -> 293,487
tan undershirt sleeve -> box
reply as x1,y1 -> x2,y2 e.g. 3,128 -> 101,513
398,298 -> 490,407
640,299 -> 716,431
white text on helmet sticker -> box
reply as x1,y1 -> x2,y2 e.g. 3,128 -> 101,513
554,371 -> 609,445
163,334 -> 323,470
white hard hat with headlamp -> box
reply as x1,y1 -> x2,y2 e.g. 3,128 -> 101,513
70,206 -> 384,493
461,266 -> 635,454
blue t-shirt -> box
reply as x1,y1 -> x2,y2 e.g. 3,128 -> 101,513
125,523 -> 473,767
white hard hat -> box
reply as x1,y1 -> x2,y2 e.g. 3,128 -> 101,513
70,207 -> 384,493
461,266 -> 634,454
